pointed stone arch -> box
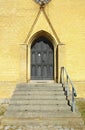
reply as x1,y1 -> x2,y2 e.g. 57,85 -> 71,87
27,30 -> 58,82
28,30 -> 57,47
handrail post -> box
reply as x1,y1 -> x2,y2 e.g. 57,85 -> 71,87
66,75 -> 69,100
72,87 -> 75,112
60,67 -> 64,84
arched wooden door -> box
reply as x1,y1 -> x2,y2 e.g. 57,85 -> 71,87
31,36 -> 54,80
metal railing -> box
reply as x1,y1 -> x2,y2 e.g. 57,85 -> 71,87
60,67 -> 77,112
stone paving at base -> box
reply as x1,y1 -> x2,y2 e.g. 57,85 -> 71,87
0,125 -> 76,130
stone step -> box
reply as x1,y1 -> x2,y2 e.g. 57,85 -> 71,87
17,83 -> 62,88
9,99 -> 67,105
4,110 -> 81,118
6,104 -> 71,111
15,87 -> 63,91
15,85 -> 63,91
17,84 -> 62,88
13,90 -> 64,95
11,95 -> 66,100
2,117 -> 84,127
13,93 -> 65,97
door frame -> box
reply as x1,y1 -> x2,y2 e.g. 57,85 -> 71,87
27,30 -> 58,82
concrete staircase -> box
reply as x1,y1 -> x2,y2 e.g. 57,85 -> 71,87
1,83 -> 84,130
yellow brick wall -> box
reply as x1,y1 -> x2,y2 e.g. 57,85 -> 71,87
0,0 -> 85,98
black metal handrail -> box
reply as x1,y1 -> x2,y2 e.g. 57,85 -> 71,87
60,67 -> 77,112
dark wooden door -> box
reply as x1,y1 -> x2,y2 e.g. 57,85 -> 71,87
31,37 -> 54,80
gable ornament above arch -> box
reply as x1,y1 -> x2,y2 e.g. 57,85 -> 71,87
34,0 -> 51,6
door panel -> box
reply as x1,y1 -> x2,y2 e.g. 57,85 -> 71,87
31,37 -> 54,80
